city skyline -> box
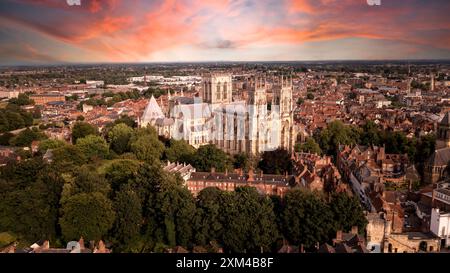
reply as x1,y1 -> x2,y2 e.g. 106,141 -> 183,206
0,0 -> 450,65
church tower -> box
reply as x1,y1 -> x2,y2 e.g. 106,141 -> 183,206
273,75 -> 294,152
247,75 -> 268,154
202,73 -> 232,105
431,73 -> 435,91
436,112 -> 450,149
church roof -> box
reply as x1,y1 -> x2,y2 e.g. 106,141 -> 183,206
427,147 -> 450,166
141,95 -> 164,123
440,111 -> 450,126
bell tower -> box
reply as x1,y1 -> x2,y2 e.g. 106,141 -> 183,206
247,75 -> 268,154
202,73 -> 232,105
273,75 -> 294,152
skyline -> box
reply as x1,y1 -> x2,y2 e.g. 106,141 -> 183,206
0,0 -> 450,65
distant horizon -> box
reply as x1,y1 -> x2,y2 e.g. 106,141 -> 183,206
2,58 -> 450,69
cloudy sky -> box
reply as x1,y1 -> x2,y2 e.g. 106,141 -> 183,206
0,0 -> 449,65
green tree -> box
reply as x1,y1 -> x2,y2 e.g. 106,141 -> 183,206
381,131 -> 414,157
60,192 -> 115,241
38,139 -> 66,153
130,127 -> 164,164
306,93 -> 314,100
9,93 -> 34,106
360,120 -> 381,146
71,122 -> 98,144
164,139 -> 195,163
258,148 -> 293,175
131,163 -> 196,250
281,189 -> 333,249
5,111 -> 24,131
329,192 -> 367,235
0,132 -> 14,146
415,134 -> 436,180
63,165 -> 110,197
51,145 -> 87,172
316,120 -> 359,156
295,137 -> 322,155
190,144 -> 231,172
111,186 -> 142,251
76,135 -> 109,161
0,165 -> 64,242
113,115 -> 137,128
193,187 -> 225,246
9,127 -> 47,147
221,187 -> 279,253
108,123 -> 133,155
232,153 -> 251,171
99,159 -> 141,193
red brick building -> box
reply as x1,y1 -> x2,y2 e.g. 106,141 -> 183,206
186,168 -> 296,197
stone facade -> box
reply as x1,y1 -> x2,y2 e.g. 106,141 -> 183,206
140,74 -> 295,155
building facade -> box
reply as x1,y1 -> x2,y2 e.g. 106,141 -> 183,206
140,73 -> 295,155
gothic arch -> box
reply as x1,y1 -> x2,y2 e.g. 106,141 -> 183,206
217,82 -> 221,100
224,82 -> 228,100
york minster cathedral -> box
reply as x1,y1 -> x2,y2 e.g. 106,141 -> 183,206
140,73 -> 295,155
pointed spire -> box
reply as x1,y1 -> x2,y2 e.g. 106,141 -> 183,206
168,89 -> 172,100
141,95 -> 164,125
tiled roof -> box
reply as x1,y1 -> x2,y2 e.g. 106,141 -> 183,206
427,147 -> 450,166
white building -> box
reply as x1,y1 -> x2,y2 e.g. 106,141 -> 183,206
86,80 -> 104,88
128,76 -> 164,83
430,208 -> 450,248
140,73 -> 295,154
0,90 -> 20,99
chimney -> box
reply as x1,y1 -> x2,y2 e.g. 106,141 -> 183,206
248,168 -> 255,182
300,244 -> 304,253
225,168 -> 228,176
351,226 -> 358,235
79,237 -> 85,250
42,240 -> 50,250
336,230 -> 343,243
211,167 -> 216,174
96,240 -> 107,253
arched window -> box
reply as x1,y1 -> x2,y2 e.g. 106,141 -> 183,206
234,112 -> 238,151
224,82 -> 228,100
419,241 -> 428,252
217,82 -> 221,100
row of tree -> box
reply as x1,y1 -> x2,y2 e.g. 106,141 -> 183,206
0,156 -> 366,253
0,118 -> 368,252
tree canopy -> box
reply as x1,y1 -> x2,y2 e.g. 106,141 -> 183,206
71,122 -> 98,144
295,137 -> 322,155
189,144 -> 231,172
258,148 -> 293,175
